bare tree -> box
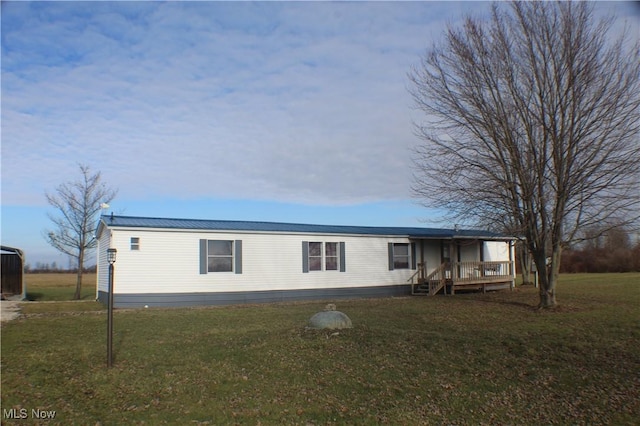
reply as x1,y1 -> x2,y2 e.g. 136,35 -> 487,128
409,2 -> 640,308
44,164 -> 117,300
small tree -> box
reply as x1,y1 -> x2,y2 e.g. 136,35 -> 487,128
409,2 -> 640,307
44,164 -> 117,299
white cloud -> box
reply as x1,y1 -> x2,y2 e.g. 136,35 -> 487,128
4,1 -> 633,208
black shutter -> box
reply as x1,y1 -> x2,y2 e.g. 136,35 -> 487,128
302,241 -> 309,273
339,242 -> 346,272
235,240 -> 242,274
388,243 -> 394,271
199,239 -> 207,274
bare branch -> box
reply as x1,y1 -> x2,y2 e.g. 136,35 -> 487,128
409,1 -> 640,307
43,164 -> 118,299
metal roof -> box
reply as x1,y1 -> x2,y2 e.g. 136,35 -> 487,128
98,215 -> 509,240
1,246 -> 24,256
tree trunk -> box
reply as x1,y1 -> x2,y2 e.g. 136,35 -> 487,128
74,250 -> 84,300
536,246 -> 561,309
517,242 -> 533,285
538,283 -> 556,308
520,261 -> 532,285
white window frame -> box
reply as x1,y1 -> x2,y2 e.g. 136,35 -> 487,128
325,242 -> 339,271
307,242 -> 340,272
207,240 -> 234,273
308,242 -> 323,271
393,243 -> 411,270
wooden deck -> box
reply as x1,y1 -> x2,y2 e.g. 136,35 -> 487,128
409,261 -> 515,296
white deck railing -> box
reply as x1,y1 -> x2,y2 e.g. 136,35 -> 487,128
410,261 -> 514,295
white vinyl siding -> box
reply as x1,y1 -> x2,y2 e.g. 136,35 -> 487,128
95,218 -> 515,305
459,242 -> 478,262
103,229 -> 415,295
96,227 -> 112,296
421,240 -> 442,276
483,241 -> 510,261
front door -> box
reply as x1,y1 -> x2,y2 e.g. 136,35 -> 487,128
442,241 -> 452,279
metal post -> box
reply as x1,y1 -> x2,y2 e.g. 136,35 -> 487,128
106,248 -> 116,368
107,261 -> 114,367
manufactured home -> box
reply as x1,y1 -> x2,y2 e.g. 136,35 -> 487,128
96,215 -> 515,308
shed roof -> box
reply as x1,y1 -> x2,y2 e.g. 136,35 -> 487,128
98,215 -> 511,240
1,246 -> 24,256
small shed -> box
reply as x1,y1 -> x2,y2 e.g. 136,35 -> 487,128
1,246 -> 26,299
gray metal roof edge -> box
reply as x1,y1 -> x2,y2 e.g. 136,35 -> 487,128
1,246 -> 24,256
98,214 -> 511,239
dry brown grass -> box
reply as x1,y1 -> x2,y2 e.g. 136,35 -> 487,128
2,273 -> 638,424
24,273 -> 96,300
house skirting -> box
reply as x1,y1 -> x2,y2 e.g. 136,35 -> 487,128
97,284 -> 412,308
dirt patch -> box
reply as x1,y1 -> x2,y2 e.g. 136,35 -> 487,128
1,300 -> 22,324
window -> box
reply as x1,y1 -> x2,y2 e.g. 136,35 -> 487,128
130,237 -> 140,251
388,243 -> 416,270
303,241 -> 345,273
208,240 -> 233,272
308,242 -> 323,271
199,239 -> 242,274
393,243 -> 410,269
325,242 -> 338,271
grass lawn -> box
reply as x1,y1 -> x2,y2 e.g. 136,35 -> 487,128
2,273 -> 639,424
24,273 -> 97,301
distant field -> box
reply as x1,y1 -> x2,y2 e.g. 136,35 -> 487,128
2,273 -> 638,424
25,273 -> 97,301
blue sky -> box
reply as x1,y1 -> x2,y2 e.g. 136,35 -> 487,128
2,1 -> 638,266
